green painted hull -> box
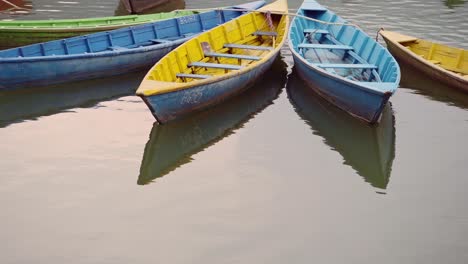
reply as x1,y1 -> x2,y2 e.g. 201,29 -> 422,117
0,10 -> 194,49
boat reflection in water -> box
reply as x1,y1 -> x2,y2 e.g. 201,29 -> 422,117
115,0 -> 185,15
399,62 -> 468,110
0,70 -> 146,128
138,58 -> 287,185
287,70 -> 396,192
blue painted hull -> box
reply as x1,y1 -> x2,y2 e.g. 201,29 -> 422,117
0,43 -> 177,91
141,53 -> 278,124
293,56 -> 392,123
0,1 -> 266,91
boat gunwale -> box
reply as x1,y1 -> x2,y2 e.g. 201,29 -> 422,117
0,37 -> 189,63
379,30 -> 467,84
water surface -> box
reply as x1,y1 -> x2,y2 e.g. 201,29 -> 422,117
1,0 -> 468,263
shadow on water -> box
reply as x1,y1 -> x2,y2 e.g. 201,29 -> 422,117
0,70 -> 146,128
444,0 -> 466,8
137,57 -> 288,185
287,70 -> 396,192
399,63 -> 468,110
115,0 -> 185,15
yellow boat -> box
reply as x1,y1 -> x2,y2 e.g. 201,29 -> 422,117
136,0 -> 289,123
380,30 -> 468,93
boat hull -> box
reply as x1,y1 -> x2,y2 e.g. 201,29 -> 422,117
0,43 -> 176,91
0,11 -> 194,49
122,0 -> 171,14
293,56 -> 392,124
141,54 -> 278,124
381,35 -> 468,93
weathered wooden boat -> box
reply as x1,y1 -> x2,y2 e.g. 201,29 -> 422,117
121,0 -> 172,14
136,0 -> 289,124
0,0 -> 30,14
115,0 -> 185,15
288,0 -> 400,124
287,70 -> 395,190
0,70 -> 145,128
379,30 -> 468,93
138,58 -> 287,184
0,1 -> 266,91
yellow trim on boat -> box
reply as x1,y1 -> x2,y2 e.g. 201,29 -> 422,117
380,30 -> 468,75
136,0 -> 289,97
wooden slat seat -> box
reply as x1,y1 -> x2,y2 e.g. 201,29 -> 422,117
204,52 -> 261,61
355,82 -> 397,91
188,62 -> 242,70
304,29 -> 329,35
314,63 -> 378,69
176,73 -> 211,79
253,31 -> 278,37
298,43 -> 354,50
224,43 -> 273,51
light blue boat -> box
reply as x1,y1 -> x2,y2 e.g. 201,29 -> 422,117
0,1 -> 265,91
288,0 -> 400,124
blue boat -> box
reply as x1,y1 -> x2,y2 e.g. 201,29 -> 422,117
0,1 -> 265,91
288,0 -> 400,124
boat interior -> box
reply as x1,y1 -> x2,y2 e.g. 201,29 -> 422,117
289,3 -> 399,88
398,38 -> 468,77
146,11 -> 287,84
0,9 -> 244,58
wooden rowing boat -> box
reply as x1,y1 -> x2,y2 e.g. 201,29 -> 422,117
136,0 -> 289,124
0,0 -> 31,14
115,0 -> 185,15
0,1 -> 266,91
287,70 -> 395,190
121,0 -> 173,14
0,10 -> 196,49
288,0 -> 400,124
379,30 -> 468,93
138,58 -> 286,184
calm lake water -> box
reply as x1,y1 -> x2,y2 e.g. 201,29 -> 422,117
1,0 -> 468,263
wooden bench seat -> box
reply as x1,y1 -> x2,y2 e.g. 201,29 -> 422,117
224,43 -> 273,51
188,62 -> 242,70
298,43 -> 354,50
176,73 -> 211,79
313,63 -> 377,69
204,52 -> 261,61
303,29 -> 329,35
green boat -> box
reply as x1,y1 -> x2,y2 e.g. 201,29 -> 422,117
0,10 -> 194,49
